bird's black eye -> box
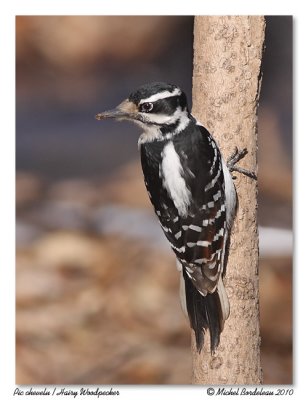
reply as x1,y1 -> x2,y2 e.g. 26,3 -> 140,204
139,102 -> 153,113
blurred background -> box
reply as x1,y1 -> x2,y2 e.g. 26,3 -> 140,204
16,16 -> 292,384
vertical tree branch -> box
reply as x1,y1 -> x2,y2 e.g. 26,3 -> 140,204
191,16 -> 265,384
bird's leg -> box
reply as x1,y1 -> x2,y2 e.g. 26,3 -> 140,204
227,147 -> 257,180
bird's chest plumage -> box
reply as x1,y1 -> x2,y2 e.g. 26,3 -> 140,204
140,129 -> 215,215
140,133 -> 196,217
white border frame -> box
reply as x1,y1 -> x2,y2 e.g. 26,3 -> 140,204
1,1 -> 305,399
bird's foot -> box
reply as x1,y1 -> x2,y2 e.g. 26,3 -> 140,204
227,147 -> 257,180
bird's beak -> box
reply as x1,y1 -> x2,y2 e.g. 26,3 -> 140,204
95,99 -> 138,121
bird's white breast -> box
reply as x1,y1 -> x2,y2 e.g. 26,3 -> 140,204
161,142 -> 191,217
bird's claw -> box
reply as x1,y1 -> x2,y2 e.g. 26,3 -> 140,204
227,147 -> 257,180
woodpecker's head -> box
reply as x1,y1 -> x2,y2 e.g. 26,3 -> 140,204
96,82 -> 190,131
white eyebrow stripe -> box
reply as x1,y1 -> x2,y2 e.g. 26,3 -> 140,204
139,88 -> 181,104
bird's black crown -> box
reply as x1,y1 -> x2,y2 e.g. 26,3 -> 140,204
128,82 -> 179,105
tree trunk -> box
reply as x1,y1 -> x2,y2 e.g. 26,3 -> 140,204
191,15 -> 265,385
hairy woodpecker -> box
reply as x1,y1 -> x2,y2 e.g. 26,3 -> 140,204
96,82 -> 255,353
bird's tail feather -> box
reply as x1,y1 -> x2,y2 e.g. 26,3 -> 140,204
183,270 -> 229,353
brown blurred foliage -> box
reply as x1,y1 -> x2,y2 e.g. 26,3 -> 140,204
16,16 -> 179,70
17,232 -> 191,384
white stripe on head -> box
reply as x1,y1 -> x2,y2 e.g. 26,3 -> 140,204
139,88 -> 182,104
